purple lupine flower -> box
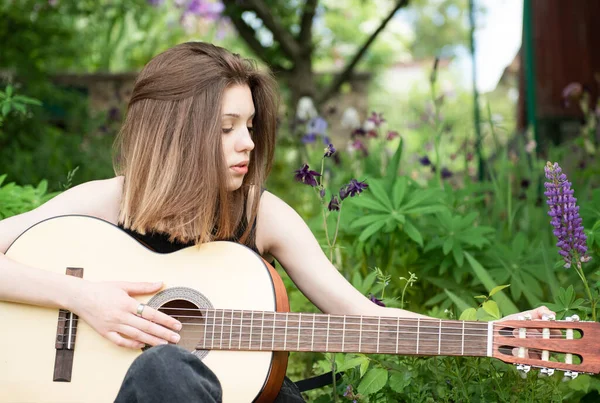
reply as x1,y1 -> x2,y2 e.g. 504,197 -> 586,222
339,186 -> 349,201
294,164 -> 321,187
328,196 -> 340,211
343,385 -> 353,398
301,133 -> 317,144
324,143 -> 336,158
186,0 -> 224,19
368,294 -> 386,307
367,111 -> 385,127
344,179 -> 368,198
544,161 -> 590,268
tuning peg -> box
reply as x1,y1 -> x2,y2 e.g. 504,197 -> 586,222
540,367 -> 555,376
518,313 -> 532,320
563,370 -> 579,381
516,364 -> 531,378
541,313 -> 555,321
566,314 -> 580,322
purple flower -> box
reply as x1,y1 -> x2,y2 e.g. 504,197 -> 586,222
367,111 -> 385,127
352,139 -> 368,157
328,196 -> 340,211
419,155 -> 431,166
301,133 -> 317,144
339,186 -> 349,201
342,179 -> 368,199
544,161 -> 590,268
186,0 -> 224,19
386,130 -> 399,140
324,143 -> 336,158
294,164 -> 321,187
319,188 -> 326,198
307,116 -> 328,135
343,385 -> 353,397
147,0 -> 165,5
351,127 -> 366,138
441,167 -> 453,179
368,294 -> 385,307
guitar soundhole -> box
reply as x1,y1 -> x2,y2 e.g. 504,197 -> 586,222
159,299 -> 206,356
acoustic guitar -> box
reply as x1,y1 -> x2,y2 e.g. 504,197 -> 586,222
1,215 -> 599,402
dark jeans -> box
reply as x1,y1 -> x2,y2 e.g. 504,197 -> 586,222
115,345 -> 305,403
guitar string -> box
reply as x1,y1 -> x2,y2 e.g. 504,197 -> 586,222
55,316 -> 573,340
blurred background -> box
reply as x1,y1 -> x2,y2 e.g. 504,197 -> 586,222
2,1 -> 600,401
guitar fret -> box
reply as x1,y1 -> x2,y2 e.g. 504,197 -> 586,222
376,317 -> 381,353
229,309 -> 234,349
239,310 -> 243,350
271,312 -> 275,350
249,311 -> 254,349
461,321 -> 465,356
416,318 -> 420,354
219,310 -> 225,349
395,317 -> 400,354
326,315 -> 330,351
438,319 -> 442,355
210,311 -> 215,349
342,316 -> 346,353
311,313 -> 316,351
297,313 -> 302,350
359,316 -> 363,353
260,311 -> 264,350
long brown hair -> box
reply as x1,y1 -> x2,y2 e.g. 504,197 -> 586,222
113,42 -> 279,247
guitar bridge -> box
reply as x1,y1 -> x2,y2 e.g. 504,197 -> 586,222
53,267 -> 83,382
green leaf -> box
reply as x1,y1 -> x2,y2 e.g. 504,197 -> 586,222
360,359 -> 370,377
357,368 -> 388,396
392,177 -> 407,209
443,237 -> 453,255
403,219 -> 423,246
403,205 -> 446,215
5,85 -> 13,97
351,196 -> 391,213
1,102 -> 10,117
474,295 -> 487,300
452,243 -> 464,267
350,214 -> 390,229
444,289 -> 472,313
336,355 -> 369,372
359,221 -> 386,242
389,371 -> 411,393
489,284 -> 511,297
482,300 -> 500,319
367,179 -> 393,211
464,252 -> 519,314
385,138 -> 403,183
459,308 -> 477,321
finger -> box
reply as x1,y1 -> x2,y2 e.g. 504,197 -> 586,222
115,281 -> 164,295
106,331 -> 145,350
118,323 -> 173,347
133,301 -> 182,332
126,314 -> 181,344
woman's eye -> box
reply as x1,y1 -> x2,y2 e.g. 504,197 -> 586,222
222,127 -> 234,134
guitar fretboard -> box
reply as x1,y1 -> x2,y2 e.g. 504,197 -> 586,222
194,310 -> 489,357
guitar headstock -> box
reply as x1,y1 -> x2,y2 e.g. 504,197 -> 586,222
493,314 -> 600,379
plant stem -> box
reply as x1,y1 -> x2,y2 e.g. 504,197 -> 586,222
330,353 -> 339,402
330,204 -> 344,262
575,265 -> 596,321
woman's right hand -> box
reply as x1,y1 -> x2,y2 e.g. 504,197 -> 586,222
72,280 -> 182,349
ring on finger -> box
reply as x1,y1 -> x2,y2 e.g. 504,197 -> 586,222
136,303 -> 146,317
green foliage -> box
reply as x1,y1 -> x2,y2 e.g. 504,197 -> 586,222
0,174 -> 58,219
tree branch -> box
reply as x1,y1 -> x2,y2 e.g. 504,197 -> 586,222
318,0 -> 410,104
244,0 -> 301,61
298,0 -> 318,51
225,10 -> 286,72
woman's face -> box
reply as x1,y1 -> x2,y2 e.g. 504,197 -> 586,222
221,84 -> 255,191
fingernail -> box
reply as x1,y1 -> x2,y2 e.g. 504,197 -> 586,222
171,334 -> 180,343
174,322 -> 182,331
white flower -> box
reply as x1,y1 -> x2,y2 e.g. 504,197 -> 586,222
363,119 -> 376,132
340,107 -> 361,129
525,140 -> 537,154
296,97 -> 318,121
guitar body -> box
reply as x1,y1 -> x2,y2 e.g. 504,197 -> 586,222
0,215 -> 288,403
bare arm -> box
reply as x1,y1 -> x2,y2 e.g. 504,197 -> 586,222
256,191 -> 429,319
0,178 -> 181,348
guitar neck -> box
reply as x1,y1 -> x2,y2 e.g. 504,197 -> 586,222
195,310 -> 491,357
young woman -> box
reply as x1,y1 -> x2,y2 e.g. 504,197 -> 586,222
0,42 -> 553,402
